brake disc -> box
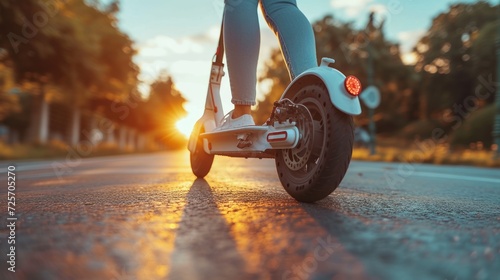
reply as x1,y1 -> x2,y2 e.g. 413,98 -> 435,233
272,99 -> 314,171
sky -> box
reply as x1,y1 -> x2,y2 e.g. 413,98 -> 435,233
109,0 -> 495,136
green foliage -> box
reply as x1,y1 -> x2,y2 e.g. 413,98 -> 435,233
414,1 -> 498,117
397,119 -> 444,140
0,0 -> 149,144
0,0 -> 138,101
0,91 -> 18,121
450,104 -> 496,147
471,20 -> 499,105
0,64 -> 20,121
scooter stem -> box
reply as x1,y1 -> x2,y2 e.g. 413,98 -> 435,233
204,62 -> 225,126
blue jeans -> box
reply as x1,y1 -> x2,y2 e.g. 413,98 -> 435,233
224,0 -> 317,106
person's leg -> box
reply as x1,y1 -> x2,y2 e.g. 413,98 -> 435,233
260,0 -> 317,80
224,0 -> 260,119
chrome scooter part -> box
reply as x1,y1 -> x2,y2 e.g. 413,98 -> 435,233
270,99 -> 314,171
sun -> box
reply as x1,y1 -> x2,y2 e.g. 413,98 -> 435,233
401,52 -> 418,65
175,116 -> 197,138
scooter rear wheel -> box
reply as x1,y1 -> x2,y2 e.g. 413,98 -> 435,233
190,127 -> 214,178
275,83 -> 354,202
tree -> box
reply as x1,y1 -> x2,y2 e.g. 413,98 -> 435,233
0,0 -> 138,144
0,0 -> 58,143
413,1 -> 498,119
471,20 -> 499,105
60,0 -> 138,145
0,63 -> 20,122
127,74 -> 187,149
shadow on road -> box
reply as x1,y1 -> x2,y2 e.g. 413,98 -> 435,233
298,196 -> 446,280
167,179 -> 251,280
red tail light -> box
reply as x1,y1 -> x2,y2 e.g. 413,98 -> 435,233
345,76 -> 362,96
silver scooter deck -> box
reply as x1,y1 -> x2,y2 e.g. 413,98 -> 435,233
200,123 -> 299,158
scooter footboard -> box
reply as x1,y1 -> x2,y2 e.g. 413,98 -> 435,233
201,124 -> 299,157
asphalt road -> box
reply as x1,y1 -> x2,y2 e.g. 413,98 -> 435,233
0,151 -> 499,280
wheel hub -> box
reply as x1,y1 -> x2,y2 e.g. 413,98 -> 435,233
270,99 -> 314,171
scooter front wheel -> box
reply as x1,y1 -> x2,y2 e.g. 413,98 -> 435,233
276,83 -> 354,202
189,127 -> 214,178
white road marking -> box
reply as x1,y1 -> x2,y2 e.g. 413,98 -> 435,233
412,171 -> 500,184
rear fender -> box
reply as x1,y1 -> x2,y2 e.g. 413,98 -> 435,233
280,58 -> 362,116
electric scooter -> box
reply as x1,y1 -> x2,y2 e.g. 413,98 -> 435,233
188,23 -> 362,202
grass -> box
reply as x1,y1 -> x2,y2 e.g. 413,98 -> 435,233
352,138 -> 500,168
353,147 -> 500,167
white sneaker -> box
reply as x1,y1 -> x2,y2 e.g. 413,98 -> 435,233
216,110 -> 255,131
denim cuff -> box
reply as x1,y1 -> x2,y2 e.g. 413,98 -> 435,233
231,98 -> 256,106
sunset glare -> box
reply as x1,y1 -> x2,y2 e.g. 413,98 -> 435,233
175,116 -> 197,138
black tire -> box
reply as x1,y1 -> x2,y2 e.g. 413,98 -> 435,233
276,83 -> 354,202
189,126 -> 214,178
